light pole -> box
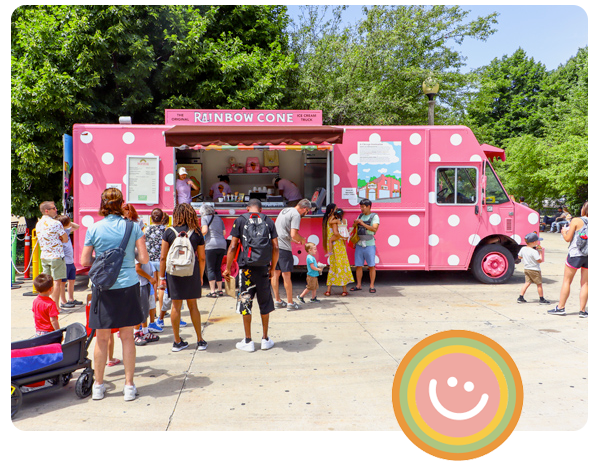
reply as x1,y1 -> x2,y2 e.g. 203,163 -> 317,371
422,79 -> 440,125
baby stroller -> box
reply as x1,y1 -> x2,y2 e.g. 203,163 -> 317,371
11,322 -> 94,418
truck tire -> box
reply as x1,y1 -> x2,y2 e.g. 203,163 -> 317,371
471,244 -> 515,284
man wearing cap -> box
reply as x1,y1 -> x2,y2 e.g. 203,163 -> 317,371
176,167 -> 199,205
273,177 -> 302,207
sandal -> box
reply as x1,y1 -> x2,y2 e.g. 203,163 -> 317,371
369,288 -> 376,293
324,291 -> 331,297
107,358 -> 121,367
206,292 -> 218,298
341,292 -> 348,297
350,287 -> 362,291
217,291 -> 224,297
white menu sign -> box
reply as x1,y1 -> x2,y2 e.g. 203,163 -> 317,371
126,155 -> 159,204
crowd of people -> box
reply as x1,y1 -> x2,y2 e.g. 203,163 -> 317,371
29,189 -> 587,402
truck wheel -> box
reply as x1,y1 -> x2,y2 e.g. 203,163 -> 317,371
471,244 -> 514,284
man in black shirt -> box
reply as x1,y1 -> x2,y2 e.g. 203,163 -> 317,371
223,199 -> 280,352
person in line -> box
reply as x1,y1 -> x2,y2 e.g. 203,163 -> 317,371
123,203 -> 146,231
516,232 -> 550,304
31,273 -> 60,336
351,199 -> 380,293
200,203 -> 227,297
55,214 -> 83,307
273,177 -> 302,207
272,198 -> 311,310
296,242 -> 324,304
209,175 -> 232,201
134,257 -> 161,344
145,208 -> 167,329
36,201 -> 72,309
322,204 -> 354,297
81,188 -> 147,402
223,199 -> 279,352
159,203 -> 206,352
175,167 -> 198,205
548,201 -> 588,318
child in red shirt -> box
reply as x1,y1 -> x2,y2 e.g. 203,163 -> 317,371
32,273 -> 60,336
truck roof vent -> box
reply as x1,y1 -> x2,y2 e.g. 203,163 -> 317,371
119,116 -> 132,125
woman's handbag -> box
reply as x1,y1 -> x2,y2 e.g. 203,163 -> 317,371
348,227 -> 359,249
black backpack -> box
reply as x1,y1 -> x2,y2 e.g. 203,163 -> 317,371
89,220 -> 134,291
239,213 -> 272,267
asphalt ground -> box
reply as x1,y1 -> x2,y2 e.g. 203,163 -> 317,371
7,232 -> 593,464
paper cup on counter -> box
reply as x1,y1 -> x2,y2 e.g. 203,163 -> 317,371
218,197 -> 224,202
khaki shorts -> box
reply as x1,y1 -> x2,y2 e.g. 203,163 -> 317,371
306,275 -> 319,291
41,258 -> 67,281
524,269 -> 542,285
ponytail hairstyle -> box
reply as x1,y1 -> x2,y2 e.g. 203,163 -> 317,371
151,208 -> 164,224
98,188 -> 125,217
322,203 -> 337,253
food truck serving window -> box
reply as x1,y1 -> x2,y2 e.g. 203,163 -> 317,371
484,162 -> 509,204
436,167 -> 478,205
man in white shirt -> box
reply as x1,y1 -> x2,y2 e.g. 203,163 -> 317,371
36,201 -> 70,308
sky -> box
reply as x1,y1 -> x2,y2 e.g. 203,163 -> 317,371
286,3 -> 589,71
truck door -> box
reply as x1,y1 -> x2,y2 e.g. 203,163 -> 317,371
429,165 -> 480,269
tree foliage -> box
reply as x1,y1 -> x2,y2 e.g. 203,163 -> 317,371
11,5 -> 294,218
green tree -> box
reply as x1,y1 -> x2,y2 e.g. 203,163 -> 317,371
12,5 -> 294,218
287,5 -> 498,126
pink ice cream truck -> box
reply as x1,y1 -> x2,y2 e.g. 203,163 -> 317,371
68,109 -> 539,284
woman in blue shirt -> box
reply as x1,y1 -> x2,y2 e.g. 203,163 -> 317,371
81,188 -> 149,402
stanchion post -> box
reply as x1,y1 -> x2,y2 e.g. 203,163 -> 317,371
23,228 -> 39,296
23,228 -> 31,280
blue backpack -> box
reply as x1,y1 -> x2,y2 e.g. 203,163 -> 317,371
89,220 -> 134,291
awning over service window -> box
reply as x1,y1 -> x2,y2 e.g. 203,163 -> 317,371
480,143 -> 506,162
164,125 -> 344,148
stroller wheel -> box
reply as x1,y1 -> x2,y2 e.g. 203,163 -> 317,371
11,383 -> 22,418
75,369 -> 94,398
61,373 -> 73,386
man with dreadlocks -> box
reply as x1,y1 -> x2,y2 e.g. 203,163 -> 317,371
159,203 -> 207,352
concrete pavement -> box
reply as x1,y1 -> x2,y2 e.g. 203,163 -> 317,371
10,232 -> 587,431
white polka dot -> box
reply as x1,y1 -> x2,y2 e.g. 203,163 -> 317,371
429,154 -> 441,162
81,173 -> 93,185
101,152 -> 114,165
375,255 -> 380,264
408,255 -> 420,264
293,255 -> 299,266
308,235 -> 320,246
165,173 -> 174,186
348,197 -> 360,206
388,235 -> 400,247
80,132 -> 93,144
369,133 -> 381,143
429,234 -> 439,246
409,133 -> 422,145
469,234 -> 481,246
81,215 -> 95,228
448,215 -> 460,227
408,215 -> 420,227
429,192 -> 436,204
450,134 -> 462,146
145,152 -> 154,157
333,174 -> 340,186
349,153 -> 359,165
511,234 -> 522,244
409,174 -> 421,186
489,213 -> 501,226
448,377 -> 458,387
122,132 -> 135,144
448,255 -> 460,266
464,381 -> 474,392
123,174 -> 128,185
528,212 -> 539,224
228,209 -> 235,216
470,154 -> 482,162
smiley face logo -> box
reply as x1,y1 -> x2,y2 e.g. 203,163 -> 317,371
392,330 -> 523,460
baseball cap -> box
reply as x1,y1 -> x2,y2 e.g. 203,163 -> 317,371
178,167 -> 187,175
524,232 -> 540,243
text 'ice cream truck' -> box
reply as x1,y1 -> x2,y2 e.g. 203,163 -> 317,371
64,109 -> 540,284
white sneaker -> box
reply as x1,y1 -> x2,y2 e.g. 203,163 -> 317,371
261,337 -> 274,350
286,302 -> 300,311
236,339 -> 255,352
92,383 -> 106,400
123,384 -> 138,401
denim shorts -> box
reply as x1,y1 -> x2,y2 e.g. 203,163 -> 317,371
355,245 -> 376,267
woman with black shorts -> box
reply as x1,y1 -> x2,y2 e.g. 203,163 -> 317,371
81,188 -> 148,401
200,203 -> 227,297
159,203 -> 207,351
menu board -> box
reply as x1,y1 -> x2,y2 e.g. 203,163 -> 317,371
126,155 -> 159,204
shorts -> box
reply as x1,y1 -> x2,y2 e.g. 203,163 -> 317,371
566,254 -> 588,270
355,245 -> 376,267
275,249 -> 294,273
524,269 -> 542,285
237,267 -> 275,316
139,283 -> 151,320
306,275 -> 319,291
41,257 -> 67,281
62,263 -> 76,282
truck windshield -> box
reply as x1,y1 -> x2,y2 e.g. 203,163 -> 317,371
484,162 -> 509,204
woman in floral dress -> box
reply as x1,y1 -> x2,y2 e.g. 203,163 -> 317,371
322,204 -> 354,296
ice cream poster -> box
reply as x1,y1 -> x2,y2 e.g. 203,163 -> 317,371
357,141 -> 402,203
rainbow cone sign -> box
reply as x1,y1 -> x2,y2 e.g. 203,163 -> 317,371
392,330 -> 523,460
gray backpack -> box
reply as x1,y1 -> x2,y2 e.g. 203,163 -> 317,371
576,217 -> 588,255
